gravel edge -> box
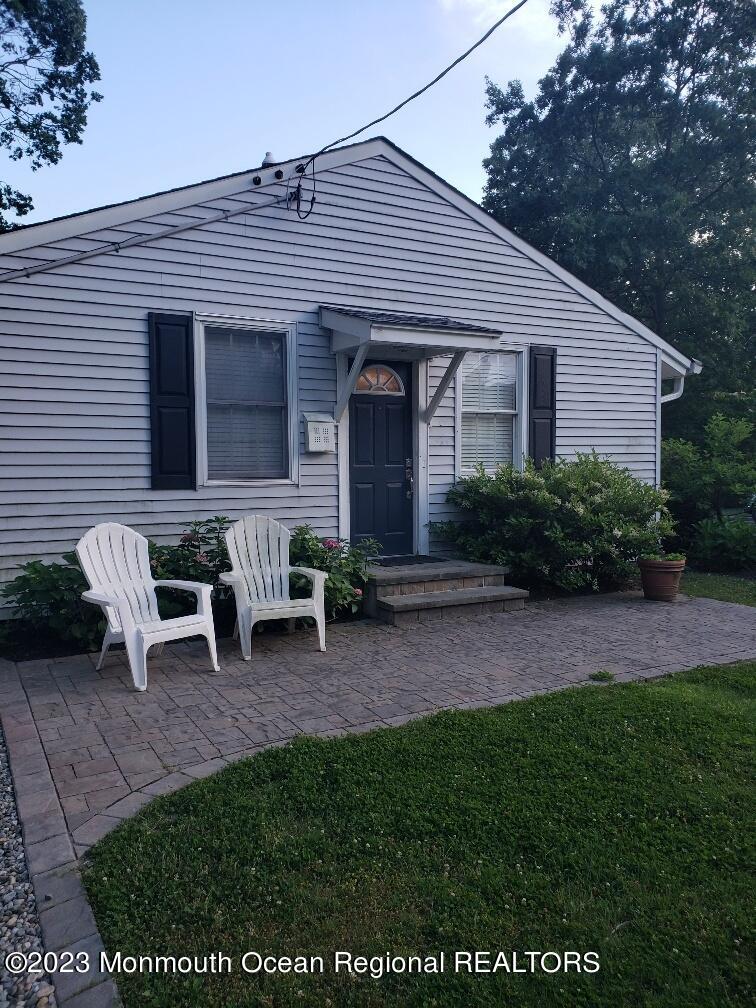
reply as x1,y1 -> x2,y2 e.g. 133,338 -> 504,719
0,725 -> 56,1008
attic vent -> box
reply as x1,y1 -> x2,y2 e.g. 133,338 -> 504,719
261,151 -> 277,167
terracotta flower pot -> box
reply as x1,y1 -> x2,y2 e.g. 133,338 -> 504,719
638,557 -> 686,602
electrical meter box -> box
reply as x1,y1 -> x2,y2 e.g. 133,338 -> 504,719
303,413 -> 336,453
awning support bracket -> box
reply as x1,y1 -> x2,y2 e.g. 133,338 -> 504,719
334,342 -> 369,422
423,351 -> 466,422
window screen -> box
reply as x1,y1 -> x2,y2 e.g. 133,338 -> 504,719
204,326 -> 288,480
460,352 -> 517,472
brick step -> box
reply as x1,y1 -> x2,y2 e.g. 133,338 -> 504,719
368,560 -> 510,597
376,584 -> 529,627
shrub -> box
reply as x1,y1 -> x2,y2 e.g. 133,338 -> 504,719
289,525 -> 379,618
0,552 -> 104,652
149,516 -> 233,624
149,515 -> 232,587
689,518 -> 756,573
434,453 -> 673,592
662,414 -> 756,544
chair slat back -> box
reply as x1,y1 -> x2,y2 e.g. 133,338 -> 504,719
225,516 -> 290,603
76,523 -> 160,630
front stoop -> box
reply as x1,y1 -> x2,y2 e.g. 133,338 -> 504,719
364,560 -> 529,626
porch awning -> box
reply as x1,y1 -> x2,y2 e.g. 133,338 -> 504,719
320,306 -> 504,422
320,305 -> 503,357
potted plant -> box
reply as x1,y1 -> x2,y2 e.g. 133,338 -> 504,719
638,553 -> 686,602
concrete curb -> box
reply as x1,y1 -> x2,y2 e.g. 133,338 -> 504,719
0,658 -> 120,1008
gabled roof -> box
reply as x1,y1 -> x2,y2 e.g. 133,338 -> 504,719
0,136 -> 699,376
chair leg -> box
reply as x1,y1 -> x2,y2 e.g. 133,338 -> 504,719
239,611 -> 253,661
125,634 -> 148,692
96,628 -> 114,671
315,609 -> 326,652
206,629 -> 220,672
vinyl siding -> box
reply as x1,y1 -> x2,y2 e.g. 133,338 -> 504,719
0,153 -> 658,585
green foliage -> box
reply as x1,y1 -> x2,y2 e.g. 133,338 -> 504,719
289,525 -> 379,618
689,518 -> 756,573
0,0 -> 102,229
84,662 -> 755,1008
662,414 -> 756,542
435,453 -> 673,592
148,515 -> 234,623
149,515 -> 232,585
588,669 -> 614,682
484,0 -> 756,440
0,551 -> 103,650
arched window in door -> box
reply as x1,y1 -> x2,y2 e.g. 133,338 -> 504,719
354,364 -> 405,396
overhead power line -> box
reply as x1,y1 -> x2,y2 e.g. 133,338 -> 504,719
291,0 -> 532,217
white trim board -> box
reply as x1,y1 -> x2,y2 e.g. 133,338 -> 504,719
0,135 -> 698,377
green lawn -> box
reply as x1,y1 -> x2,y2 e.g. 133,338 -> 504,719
84,663 -> 755,1008
681,572 -> 756,607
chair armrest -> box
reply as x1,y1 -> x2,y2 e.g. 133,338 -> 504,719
290,566 -> 328,584
81,590 -> 136,631
218,571 -> 251,608
82,588 -> 120,607
219,572 -> 246,586
153,579 -> 213,616
154,579 -> 212,593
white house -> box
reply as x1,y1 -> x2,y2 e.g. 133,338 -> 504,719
0,137 -> 700,592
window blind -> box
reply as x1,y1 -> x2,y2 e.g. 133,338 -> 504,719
461,352 -> 516,411
460,352 -> 517,471
204,327 -> 288,480
461,413 -> 514,471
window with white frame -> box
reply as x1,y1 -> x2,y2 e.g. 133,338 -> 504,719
203,325 -> 290,481
460,351 -> 518,472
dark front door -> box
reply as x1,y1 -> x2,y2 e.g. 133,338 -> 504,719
349,361 -> 413,555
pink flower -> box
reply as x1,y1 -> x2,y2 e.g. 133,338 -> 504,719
353,587 -> 363,597
195,552 -> 210,564
323,538 -> 341,549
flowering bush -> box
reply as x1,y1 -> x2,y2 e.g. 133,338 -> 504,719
289,525 -> 379,617
149,516 -> 231,588
434,453 -> 673,592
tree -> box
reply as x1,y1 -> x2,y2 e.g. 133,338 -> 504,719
662,413 -> 756,541
483,0 -> 755,441
0,0 -> 101,230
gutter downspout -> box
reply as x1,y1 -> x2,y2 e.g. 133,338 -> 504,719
660,374 -> 685,404
660,357 -> 702,404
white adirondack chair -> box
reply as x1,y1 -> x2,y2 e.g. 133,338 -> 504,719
76,522 -> 220,691
220,515 -> 327,660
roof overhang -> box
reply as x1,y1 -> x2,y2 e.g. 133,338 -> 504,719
660,351 -> 703,380
319,306 -> 503,361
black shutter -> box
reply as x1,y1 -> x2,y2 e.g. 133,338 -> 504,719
148,312 -> 196,489
529,345 -> 556,468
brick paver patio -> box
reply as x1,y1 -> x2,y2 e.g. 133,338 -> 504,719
3,591 -> 755,857
1,590 -> 755,1008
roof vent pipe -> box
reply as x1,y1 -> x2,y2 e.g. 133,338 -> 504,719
261,151 -> 277,167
